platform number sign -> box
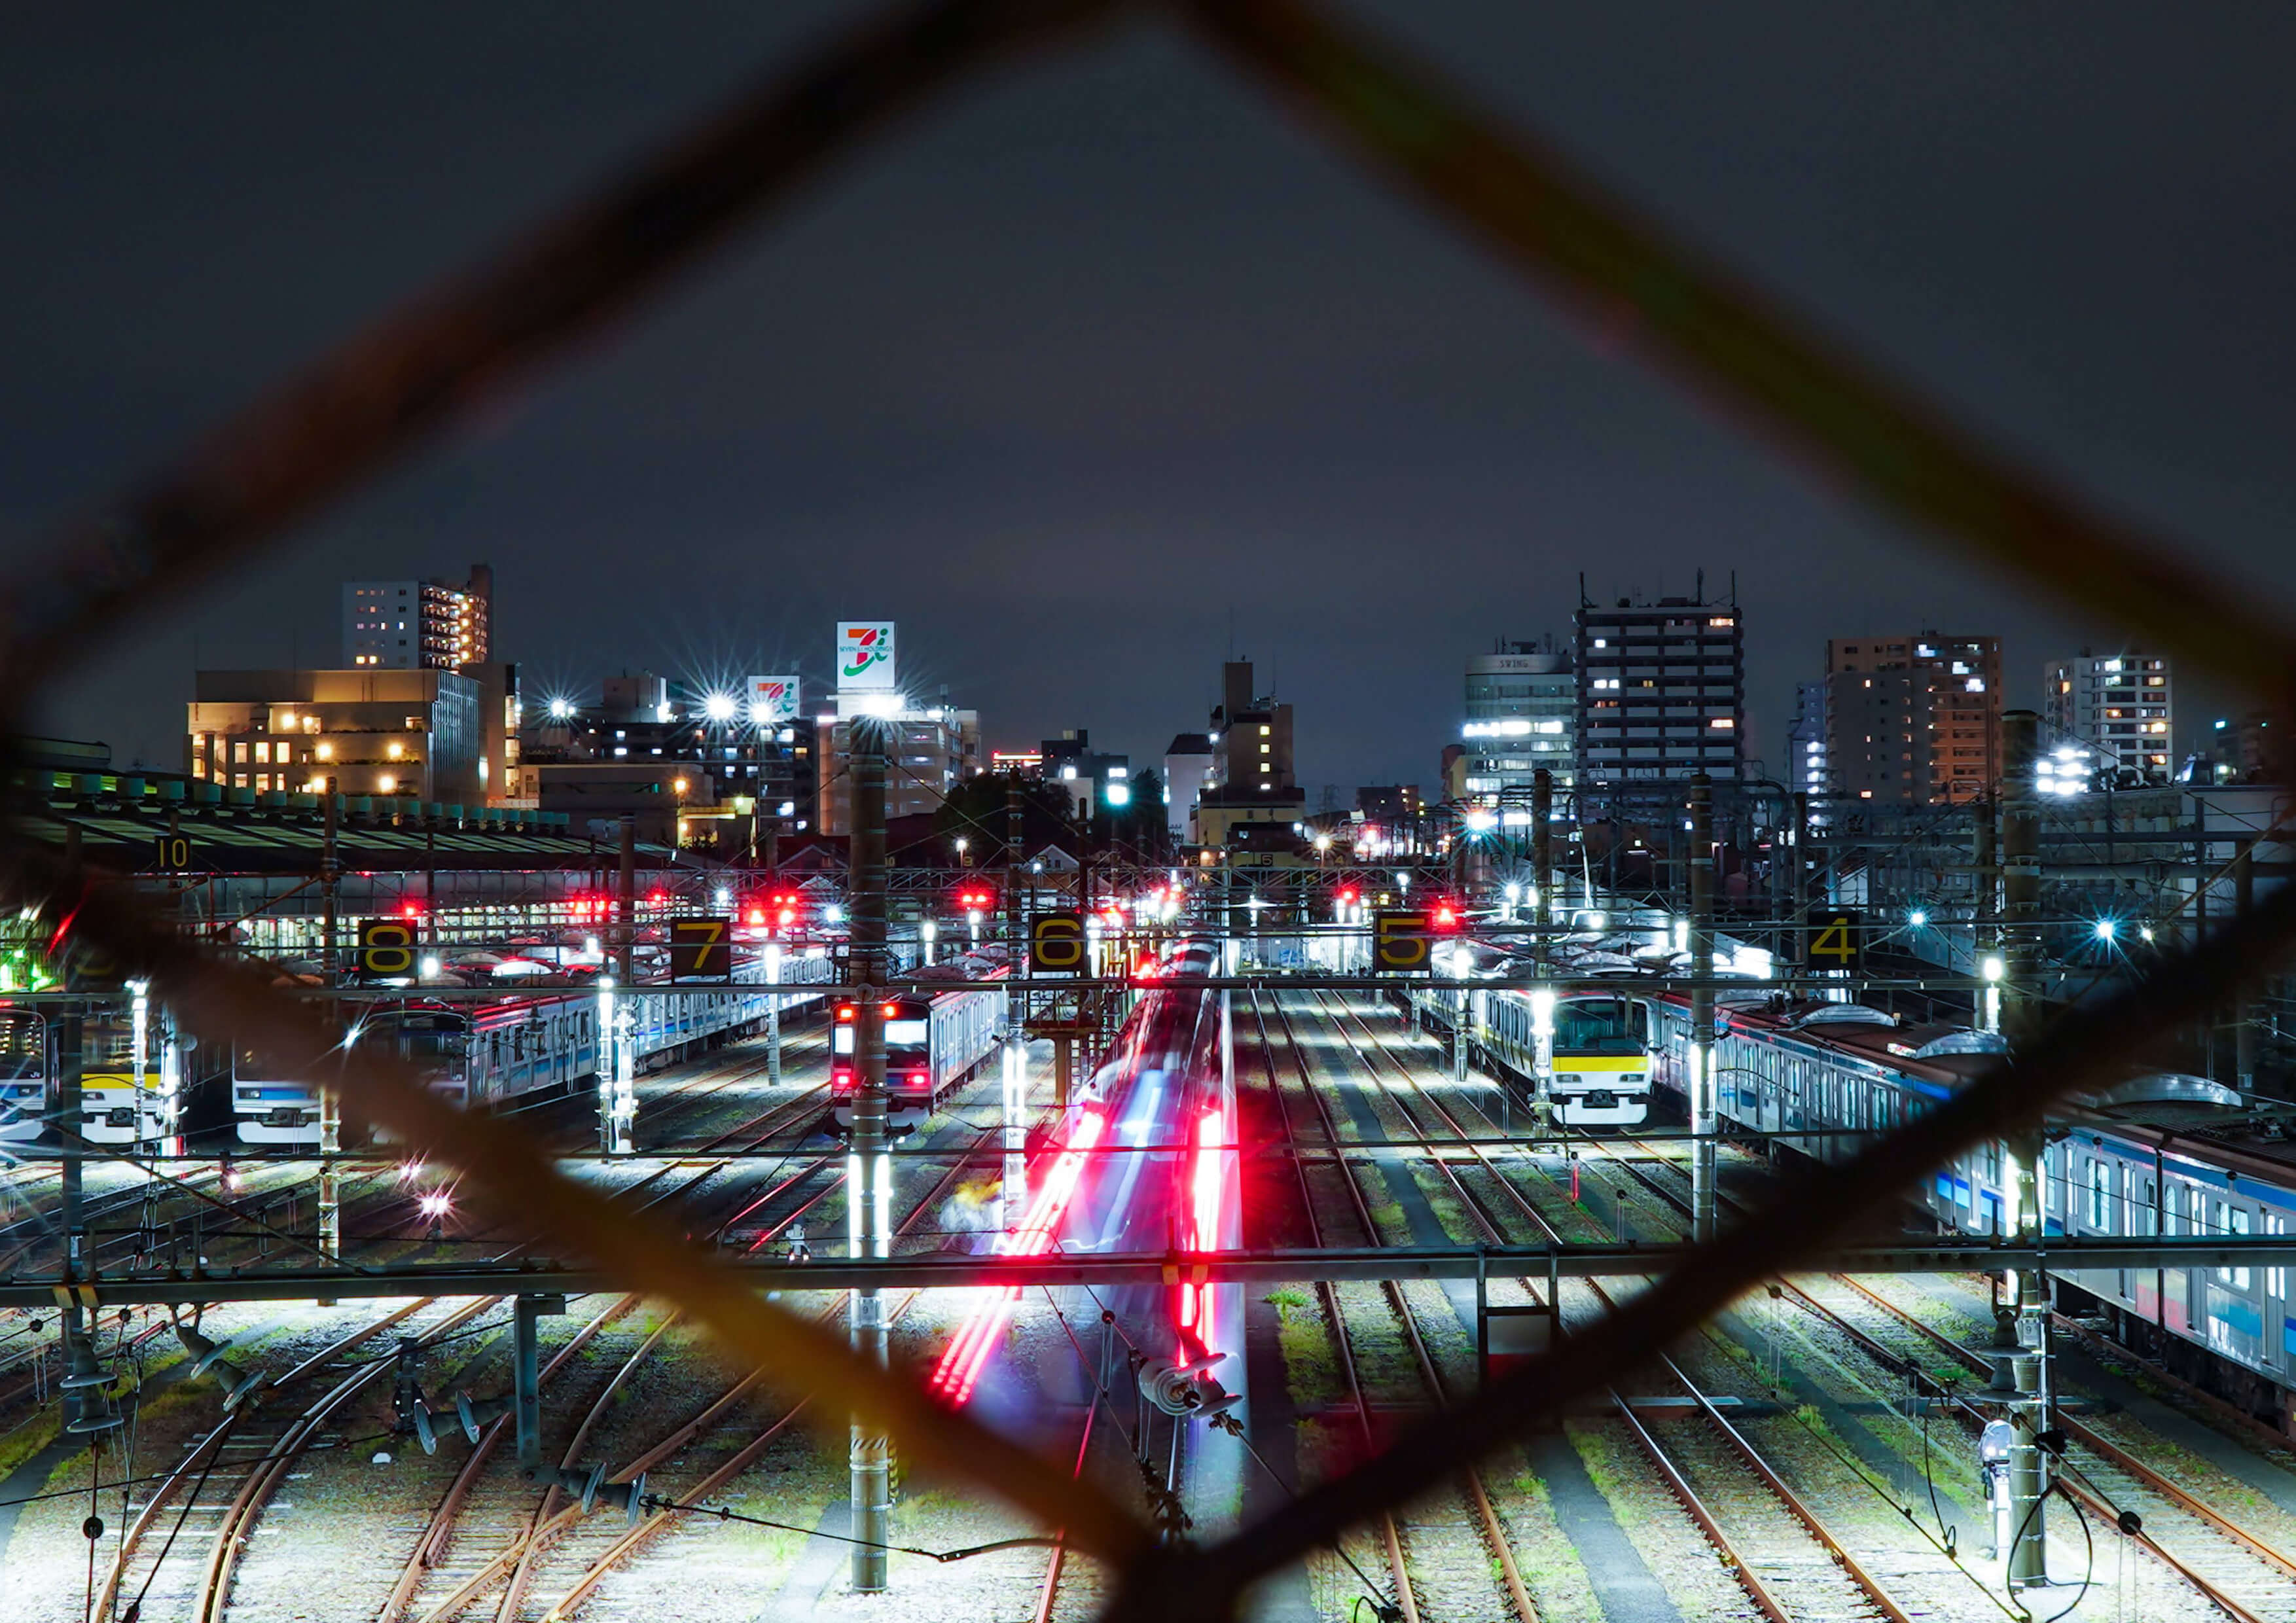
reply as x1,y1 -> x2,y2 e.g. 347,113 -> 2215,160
357,919 -> 418,978
1374,909 -> 1432,972
1029,911 -> 1086,974
1806,908 -> 1865,969
152,833 -> 194,872
670,918 -> 733,982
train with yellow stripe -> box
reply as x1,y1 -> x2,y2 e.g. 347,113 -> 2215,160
1413,978 -> 1654,1128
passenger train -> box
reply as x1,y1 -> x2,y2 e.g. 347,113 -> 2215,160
1409,947 -> 1659,1128
234,946 -> 834,1147
0,1007 -> 46,1143
829,955 -> 1008,1126
1645,983 -> 2296,1427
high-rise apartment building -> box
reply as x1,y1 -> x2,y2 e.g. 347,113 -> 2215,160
343,565 -> 492,669
1825,632 -> 2001,804
2045,649 -> 2174,782
1574,586 -> 1744,795
1787,680 -> 1833,803
1460,641 -> 1574,804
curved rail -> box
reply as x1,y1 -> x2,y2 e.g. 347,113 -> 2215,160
96,1295 -> 438,1619
414,1130 -> 988,1623
191,1296 -> 502,1623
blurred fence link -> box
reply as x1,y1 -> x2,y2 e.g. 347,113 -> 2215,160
5,0 -> 2291,1616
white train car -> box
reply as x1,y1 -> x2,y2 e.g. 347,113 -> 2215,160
831,957 -> 1007,1123
1649,988 -> 2296,1429
237,944 -> 835,1147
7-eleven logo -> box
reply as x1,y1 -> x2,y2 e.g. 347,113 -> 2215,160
839,622 -> 894,683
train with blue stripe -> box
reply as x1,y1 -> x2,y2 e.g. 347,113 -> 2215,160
234,947 -> 836,1146
1648,984 -> 2296,1428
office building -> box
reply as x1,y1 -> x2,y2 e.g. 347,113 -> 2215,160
342,565 -> 492,669
1573,584 -> 1745,795
1826,632 -> 2001,804
517,671 -> 818,847
1196,658 -> 1305,843
2045,649 -> 2175,783
817,706 -> 978,835
1460,640 -> 1574,806
187,668 -> 486,805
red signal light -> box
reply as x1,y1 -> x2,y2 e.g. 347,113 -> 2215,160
745,907 -> 765,927
836,1005 -> 856,1022
401,901 -> 423,919
1431,903 -> 1459,929
833,1070 -> 854,1092
1337,888 -> 1357,904
880,1001 -> 899,1018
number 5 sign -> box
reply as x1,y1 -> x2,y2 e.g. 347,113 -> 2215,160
1804,908 -> 1865,969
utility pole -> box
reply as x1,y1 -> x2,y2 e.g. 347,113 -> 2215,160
846,717 -> 892,1594
1996,709 -> 2051,1590
1687,775 -> 1717,1243
320,781 -> 342,1259
1003,779 -> 1027,1234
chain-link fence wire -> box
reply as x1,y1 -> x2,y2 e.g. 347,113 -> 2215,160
4,0 -> 2293,1615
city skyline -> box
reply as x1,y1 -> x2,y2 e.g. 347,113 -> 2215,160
7,5 -> 2294,787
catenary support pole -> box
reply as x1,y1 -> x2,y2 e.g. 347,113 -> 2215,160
616,813 -> 636,982
513,1293 -> 563,1469
1688,774 -> 1717,1244
764,939 -> 783,1089
320,783 -> 342,1258
2236,838 -> 2258,1099
847,716 -> 892,1593
1003,778 -> 1027,1234
1532,768 -> 1556,1124
1998,709 -> 2050,1589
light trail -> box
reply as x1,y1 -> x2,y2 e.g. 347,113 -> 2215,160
928,1107 -> 1107,1406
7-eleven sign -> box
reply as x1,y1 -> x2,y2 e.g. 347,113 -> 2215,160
836,621 -> 897,690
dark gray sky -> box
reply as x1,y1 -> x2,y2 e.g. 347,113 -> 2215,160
5,3 -> 2293,790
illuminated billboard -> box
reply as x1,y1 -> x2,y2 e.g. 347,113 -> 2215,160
836,622 -> 897,691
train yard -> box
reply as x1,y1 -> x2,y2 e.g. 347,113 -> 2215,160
5,965 -> 2296,1621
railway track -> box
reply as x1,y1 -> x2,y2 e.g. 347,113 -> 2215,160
1547,1051 -> 2296,1623
1306,989 -> 1926,1623
1255,989 -> 1538,1623
1813,1274 -> 2296,1623
96,1295 -> 466,1622
383,1126 -> 992,1622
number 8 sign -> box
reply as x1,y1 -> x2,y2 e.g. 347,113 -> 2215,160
358,919 -> 418,977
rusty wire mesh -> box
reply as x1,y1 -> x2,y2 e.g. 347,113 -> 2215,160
6,0 -> 2293,1616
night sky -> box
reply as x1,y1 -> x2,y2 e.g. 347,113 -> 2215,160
5,4 -> 2293,793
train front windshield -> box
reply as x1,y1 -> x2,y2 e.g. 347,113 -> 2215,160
1553,998 -> 1645,1056
886,1012 -> 931,1092
0,1013 -> 43,1080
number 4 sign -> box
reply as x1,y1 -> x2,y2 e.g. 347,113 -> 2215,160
1805,909 -> 1865,969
